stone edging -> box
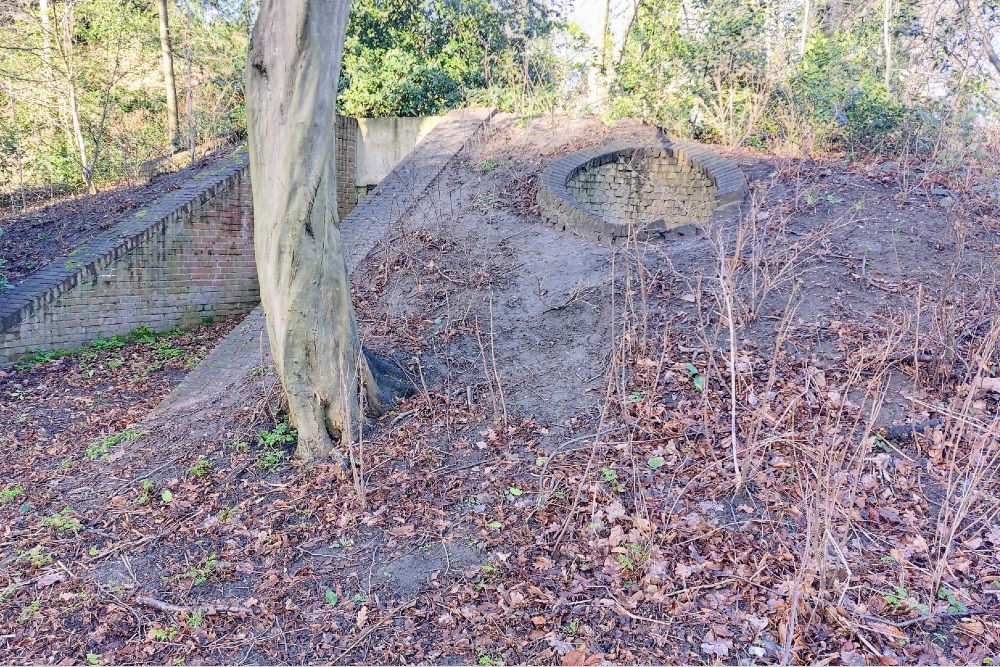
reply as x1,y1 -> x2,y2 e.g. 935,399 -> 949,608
0,150 -> 250,333
536,139 -> 746,242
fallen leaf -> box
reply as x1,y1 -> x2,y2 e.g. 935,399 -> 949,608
37,570 -> 66,588
701,639 -> 732,658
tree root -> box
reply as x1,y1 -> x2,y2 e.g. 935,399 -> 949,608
363,347 -> 416,412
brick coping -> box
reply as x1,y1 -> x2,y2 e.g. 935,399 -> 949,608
537,139 -> 746,242
0,150 -> 250,333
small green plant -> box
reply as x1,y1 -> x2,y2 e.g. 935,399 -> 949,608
683,363 -> 705,392
86,652 -> 102,665
937,586 -> 967,613
128,326 -> 159,344
189,458 -> 213,478
135,479 -> 155,505
17,546 -> 52,568
188,611 -> 203,628
91,335 -> 126,351
324,588 -> 339,606
86,428 -> 140,461
255,422 -> 296,470
64,260 -> 81,270
881,586 -> 930,613
1,485 -> 24,503
169,554 -> 229,587
149,625 -> 179,641
15,348 -> 73,370
617,543 -> 650,573
481,160 -> 500,172
477,653 -> 503,666
153,341 -> 185,359
43,507 -> 83,532
600,466 -> 623,492
19,598 -> 41,622
563,619 -> 580,636
217,506 -> 238,523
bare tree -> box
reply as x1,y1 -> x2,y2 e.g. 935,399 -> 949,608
245,0 -> 411,464
156,0 -> 180,149
4,75 -> 26,211
883,0 -> 893,88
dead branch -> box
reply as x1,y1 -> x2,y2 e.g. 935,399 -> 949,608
134,595 -> 255,616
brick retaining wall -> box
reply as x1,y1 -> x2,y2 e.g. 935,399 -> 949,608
0,117 -> 360,365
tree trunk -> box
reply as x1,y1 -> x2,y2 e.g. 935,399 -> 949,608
799,0 -> 811,57
245,0 -> 411,464
883,0 -> 893,89
971,1 -> 1000,77
156,0 -> 180,149
5,77 -> 27,211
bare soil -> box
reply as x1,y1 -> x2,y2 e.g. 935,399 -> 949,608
1,115 -> 998,665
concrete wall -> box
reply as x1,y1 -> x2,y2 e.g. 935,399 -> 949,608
355,116 -> 444,187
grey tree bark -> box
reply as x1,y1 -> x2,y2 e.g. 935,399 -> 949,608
156,0 -> 180,148
245,0 -> 411,464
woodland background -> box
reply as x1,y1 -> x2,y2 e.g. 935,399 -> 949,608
0,0 -> 998,205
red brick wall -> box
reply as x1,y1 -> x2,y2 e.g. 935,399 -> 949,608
0,117 -> 359,364
0,164 -> 259,362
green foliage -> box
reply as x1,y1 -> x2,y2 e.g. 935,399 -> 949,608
255,422 -> 296,471
91,335 -> 126,351
127,326 -> 160,344
43,507 -> 83,533
189,457 -> 213,478
136,479 -> 156,506
339,0 -> 560,117
85,428 -> 140,461
611,0 -> 957,152
0,486 -> 24,504
15,348 -> 75,370
17,546 -> 53,569
168,554 -> 229,587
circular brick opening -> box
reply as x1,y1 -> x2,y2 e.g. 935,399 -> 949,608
537,141 -> 746,242
565,147 -> 716,227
